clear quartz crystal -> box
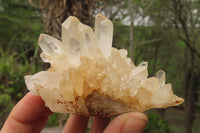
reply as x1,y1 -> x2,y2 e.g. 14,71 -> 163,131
79,24 -> 96,57
25,14 -> 184,117
39,34 -> 71,71
39,34 -> 62,55
156,70 -> 166,88
95,14 -> 113,58
62,17 -> 81,66
40,53 -> 49,63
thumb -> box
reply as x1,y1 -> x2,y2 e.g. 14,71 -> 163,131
103,112 -> 148,133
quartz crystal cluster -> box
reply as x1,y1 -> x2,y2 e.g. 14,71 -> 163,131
25,14 -> 184,117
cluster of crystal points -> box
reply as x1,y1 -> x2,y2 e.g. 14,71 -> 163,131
25,14 -> 184,117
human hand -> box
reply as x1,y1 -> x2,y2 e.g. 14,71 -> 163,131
0,93 -> 148,133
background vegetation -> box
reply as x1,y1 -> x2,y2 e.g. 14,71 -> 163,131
0,0 -> 200,133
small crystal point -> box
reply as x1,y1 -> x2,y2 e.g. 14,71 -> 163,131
129,62 -> 148,80
139,61 -> 148,67
40,53 -> 49,63
39,34 -> 62,55
39,34 -> 71,71
152,83 -> 172,107
119,49 -> 128,58
156,70 -> 166,87
95,13 -> 113,58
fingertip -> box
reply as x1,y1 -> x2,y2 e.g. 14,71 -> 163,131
91,117 -> 110,133
122,112 -> 148,133
103,112 -> 148,133
26,92 -> 44,102
127,112 -> 148,123
0,93 -> 51,133
63,114 -> 89,133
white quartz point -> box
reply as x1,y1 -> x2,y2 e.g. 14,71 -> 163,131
39,34 -> 72,71
40,52 -> 49,63
95,14 -> 113,58
138,61 -> 148,67
62,16 -> 82,66
119,49 -> 128,58
130,62 -> 148,80
25,71 -> 62,95
156,70 -> 166,87
142,77 -> 159,93
79,23 -> 96,57
152,83 -> 173,107
39,34 -> 62,55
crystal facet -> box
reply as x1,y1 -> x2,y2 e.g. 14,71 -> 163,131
24,14 -> 184,117
95,14 -> 113,58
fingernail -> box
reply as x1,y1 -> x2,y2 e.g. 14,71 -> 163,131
122,113 -> 148,133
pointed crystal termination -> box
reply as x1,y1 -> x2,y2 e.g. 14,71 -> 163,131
61,16 -> 100,66
138,61 -> 148,67
39,34 -> 62,55
62,16 -> 81,66
156,70 -> 166,87
25,14 -> 184,117
78,23 -> 96,57
95,14 -> 113,58
39,34 -> 63,69
39,34 -> 71,71
130,62 -> 148,80
40,53 -> 49,63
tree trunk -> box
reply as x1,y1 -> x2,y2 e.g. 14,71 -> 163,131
183,47 -> 189,103
128,0 -> 134,61
185,71 -> 194,133
185,51 -> 199,133
41,0 -> 93,39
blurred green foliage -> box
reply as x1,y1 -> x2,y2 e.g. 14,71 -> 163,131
0,93 -> 14,129
0,0 -> 43,127
46,113 -> 59,127
144,112 -> 171,133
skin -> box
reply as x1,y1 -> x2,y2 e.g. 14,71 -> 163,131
0,93 -> 148,133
